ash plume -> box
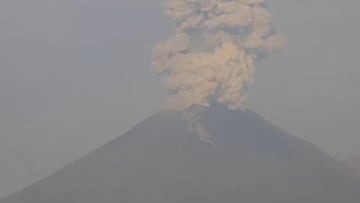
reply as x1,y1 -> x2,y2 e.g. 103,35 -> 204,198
152,0 -> 286,143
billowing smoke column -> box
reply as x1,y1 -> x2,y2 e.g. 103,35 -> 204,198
152,0 -> 286,143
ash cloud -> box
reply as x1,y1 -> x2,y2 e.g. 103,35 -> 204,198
152,0 -> 286,111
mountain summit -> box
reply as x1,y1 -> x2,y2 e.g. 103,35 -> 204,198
1,105 -> 359,203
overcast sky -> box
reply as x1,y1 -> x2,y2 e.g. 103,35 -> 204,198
0,0 -> 359,199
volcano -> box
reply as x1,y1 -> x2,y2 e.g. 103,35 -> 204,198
1,105 -> 359,203
345,158 -> 360,179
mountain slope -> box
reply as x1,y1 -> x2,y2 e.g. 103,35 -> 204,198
345,157 -> 360,179
1,105 -> 359,203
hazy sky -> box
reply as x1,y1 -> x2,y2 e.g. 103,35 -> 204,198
0,0 -> 359,199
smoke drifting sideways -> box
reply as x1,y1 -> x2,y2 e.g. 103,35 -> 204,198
152,0 -> 286,143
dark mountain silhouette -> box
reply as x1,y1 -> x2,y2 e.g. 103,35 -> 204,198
1,105 -> 360,203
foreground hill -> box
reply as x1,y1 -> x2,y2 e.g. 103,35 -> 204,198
1,105 -> 359,203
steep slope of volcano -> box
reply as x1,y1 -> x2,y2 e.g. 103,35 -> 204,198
345,157 -> 360,179
1,105 -> 359,203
